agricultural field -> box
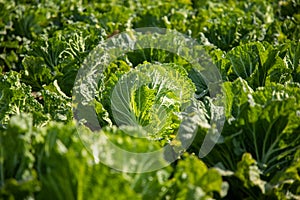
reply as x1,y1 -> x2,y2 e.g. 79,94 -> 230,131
0,0 -> 300,199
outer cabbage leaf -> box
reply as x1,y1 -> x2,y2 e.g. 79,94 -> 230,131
42,80 -> 72,122
270,149 -> 300,199
279,41 -> 300,83
163,153 -> 228,200
96,60 -> 131,127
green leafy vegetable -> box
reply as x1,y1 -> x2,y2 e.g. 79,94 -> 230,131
1,0 -> 300,199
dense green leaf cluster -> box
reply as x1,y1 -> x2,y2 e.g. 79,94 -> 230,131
0,0 -> 299,199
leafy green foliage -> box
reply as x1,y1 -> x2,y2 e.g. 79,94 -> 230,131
163,153 -> 228,199
1,0 -> 300,199
0,114 -> 142,200
22,23 -> 106,95
200,78 -> 300,199
0,72 -> 44,127
0,114 -> 40,199
0,71 -> 72,128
